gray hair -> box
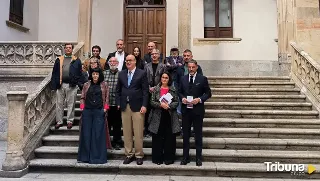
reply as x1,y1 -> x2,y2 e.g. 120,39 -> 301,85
152,49 -> 160,54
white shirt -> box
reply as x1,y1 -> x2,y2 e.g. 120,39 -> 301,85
116,51 -> 125,70
127,67 -> 136,78
188,72 -> 202,103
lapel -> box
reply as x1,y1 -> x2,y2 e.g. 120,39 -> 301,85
122,70 -> 129,88
193,74 -> 200,88
147,63 -> 153,75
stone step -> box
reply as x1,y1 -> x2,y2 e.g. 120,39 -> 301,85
65,108 -> 319,118
33,146 -> 320,163
205,109 -> 318,119
72,100 -> 312,110
203,118 -> 320,128
211,88 -> 301,95
205,102 -> 313,110
202,127 -> 320,139
50,126 -> 320,139
209,95 -> 306,102
209,81 -> 296,88
60,117 -> 320,129
28,159 -> 320,179
207,76 -> 291,82
42,135 -> 320,151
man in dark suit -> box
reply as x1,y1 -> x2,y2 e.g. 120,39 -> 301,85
106,39 -> 129,70
179,60 -> 211,166
142,41 -> 163,64
164,47 -> 184,86
176,49 -> 203,89
116,54 -> 149,165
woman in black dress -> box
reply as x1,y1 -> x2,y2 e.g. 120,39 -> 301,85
148,72 -> 180,165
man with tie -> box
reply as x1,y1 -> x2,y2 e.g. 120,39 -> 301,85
116,54 -> 149,165
178,60 -> 211,166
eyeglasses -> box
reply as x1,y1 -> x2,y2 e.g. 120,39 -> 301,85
125,60 -> 134,63
161,77 -> 169,79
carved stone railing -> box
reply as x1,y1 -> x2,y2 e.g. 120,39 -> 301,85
0,41 -> 77,78
290,42 -> 320,112
1,42 -> 84,175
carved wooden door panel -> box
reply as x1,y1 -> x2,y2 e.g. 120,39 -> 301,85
125,7 -> 166,56
125,8 -> 145,56
145,8 -> 166,55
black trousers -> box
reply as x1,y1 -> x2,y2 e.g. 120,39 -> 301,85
152,109 -> 176,163
108,106 -> 122,144
182,110 -> 203,160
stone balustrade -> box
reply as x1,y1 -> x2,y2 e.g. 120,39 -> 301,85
1,42 -> 84,176
0,41 -> 77,77
290,42 -> 320,113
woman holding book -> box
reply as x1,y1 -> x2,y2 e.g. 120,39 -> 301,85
148,72 -> 180,165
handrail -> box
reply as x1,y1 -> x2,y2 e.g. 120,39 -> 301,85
290,41 -> 320,113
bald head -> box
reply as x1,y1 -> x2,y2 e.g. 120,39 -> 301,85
125,54 -> 136,70
147,42 -> 156,53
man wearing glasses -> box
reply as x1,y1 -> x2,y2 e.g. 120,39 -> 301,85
116,55 -> 149,165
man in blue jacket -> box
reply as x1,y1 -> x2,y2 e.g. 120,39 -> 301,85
50,43 -> 85,130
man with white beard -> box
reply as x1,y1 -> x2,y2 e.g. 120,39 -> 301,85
104,57 -> 123,150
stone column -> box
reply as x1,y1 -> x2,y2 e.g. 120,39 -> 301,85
178,0 -> 191,51
78,0 -> 93,59
277,0 -> 296,75
2,86 -> 28,171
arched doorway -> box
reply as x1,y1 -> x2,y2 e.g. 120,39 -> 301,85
124,0 -> 166,56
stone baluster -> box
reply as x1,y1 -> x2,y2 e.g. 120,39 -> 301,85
2,86 -> 28,171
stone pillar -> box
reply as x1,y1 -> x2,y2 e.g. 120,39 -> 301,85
178,0 -> 191,51
277,0 -> 296,75
2,86 -> 28,171
78,0 -> 93,59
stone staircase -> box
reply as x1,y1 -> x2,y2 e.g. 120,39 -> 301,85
28,76 -> 320,179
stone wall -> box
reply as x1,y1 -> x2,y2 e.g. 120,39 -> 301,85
0,78 -> 44,141
295,0 -> 320,61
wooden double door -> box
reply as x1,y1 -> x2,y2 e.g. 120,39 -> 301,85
124,7 -> 166,57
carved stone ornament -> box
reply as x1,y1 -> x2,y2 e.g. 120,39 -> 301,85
0,43 -> 70,65
24,83 -> 56,137
292,46 -> 320,97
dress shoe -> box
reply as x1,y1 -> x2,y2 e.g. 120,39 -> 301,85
136,158 -> 143,165
180,158 -> 190,165
123,156 -> 135,164
55,123 -> 62,130
196,159 -> 202,166
67,123 -> 73,129
164,160 -> 174,165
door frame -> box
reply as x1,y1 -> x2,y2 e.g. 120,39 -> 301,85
123,0 -> 167,56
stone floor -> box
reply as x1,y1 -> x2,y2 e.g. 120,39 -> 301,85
0,174 -> 317,181
0,141 -> 318,180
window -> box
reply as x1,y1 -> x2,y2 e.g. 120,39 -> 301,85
9,0 -> 24,25
126,0 -> 164,5
204,0 -> 233,38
